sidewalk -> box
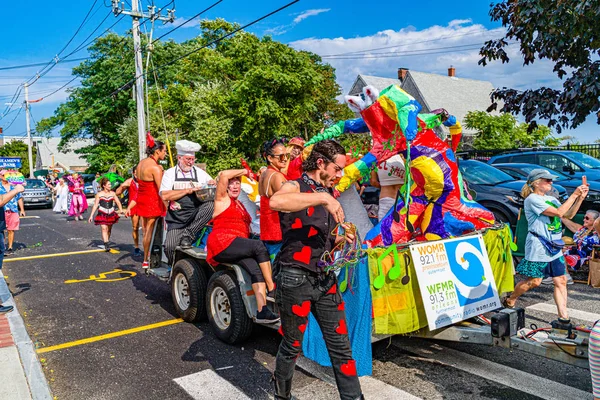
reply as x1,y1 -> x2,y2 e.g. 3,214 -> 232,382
0,274 -> 52,400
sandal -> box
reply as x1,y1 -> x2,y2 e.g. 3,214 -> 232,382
501,297 -> 515,309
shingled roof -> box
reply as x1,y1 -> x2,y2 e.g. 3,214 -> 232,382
36,137 -> 92,172
348,69 -> 497,136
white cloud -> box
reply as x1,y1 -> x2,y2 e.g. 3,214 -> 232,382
293,8 -> 331,24
265,8 -> 331,36
290,20 -> 563,100
157,16 -> 201,30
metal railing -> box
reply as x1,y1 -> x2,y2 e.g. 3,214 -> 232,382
457,143 -> 600,161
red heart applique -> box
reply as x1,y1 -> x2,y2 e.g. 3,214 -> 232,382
278,326 -> 284,336
291,300 -> 311,317
307,226 -> 318,237
340,359 -> 357,376
337,302 -> 345,311
291,218 -> 303,229
292,246 -> 311,265
335,319 -> 348,335
292,340 -> 301,348
326,284 -> 336,295
307,207 -> 315,217
298,323 -> 307,333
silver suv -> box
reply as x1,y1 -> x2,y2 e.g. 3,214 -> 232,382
23,178 -> 52,208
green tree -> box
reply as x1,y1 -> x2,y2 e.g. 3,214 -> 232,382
0,141 -> 36,176
479,1 -> 600,133
37,20 -> 353,176
464,111 -> 560,150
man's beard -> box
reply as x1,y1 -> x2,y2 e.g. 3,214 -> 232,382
319,170 -> 333,187
179,163 -> 193,172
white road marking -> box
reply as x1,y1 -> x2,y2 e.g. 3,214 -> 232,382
393,339 -> 593,400
174,369 -> 251,400
296,356 -> 421,399
527,302 -> 600,323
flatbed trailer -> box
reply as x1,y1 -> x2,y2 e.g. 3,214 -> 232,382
144,218 -> 590,370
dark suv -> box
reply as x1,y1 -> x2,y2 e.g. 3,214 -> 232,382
488,150 -> 600,181
458,160 -> 568,229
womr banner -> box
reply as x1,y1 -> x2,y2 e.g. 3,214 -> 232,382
410,234 -> 501,330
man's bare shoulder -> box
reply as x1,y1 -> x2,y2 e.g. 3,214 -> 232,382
278,180 -> 300,193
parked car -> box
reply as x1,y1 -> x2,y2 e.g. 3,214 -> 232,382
458,160 -> 568,228
22,178 -> 53,209
82,174 -> 96,197
492,163 -> 600,212
488,150 -> 600,181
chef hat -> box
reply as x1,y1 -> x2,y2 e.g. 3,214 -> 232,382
176,140 -> 201,156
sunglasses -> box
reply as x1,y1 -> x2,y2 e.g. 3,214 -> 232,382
584,216 -> 593,220
270,153 -> 290,162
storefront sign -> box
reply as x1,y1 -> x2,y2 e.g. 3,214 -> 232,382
410,234 -> 500,330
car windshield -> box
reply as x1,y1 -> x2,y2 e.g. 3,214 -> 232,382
566,152 -> 600,169
459,160 -> 515,185
25,179 -> 46,188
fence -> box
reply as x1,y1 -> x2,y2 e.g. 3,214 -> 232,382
457,143 -> 600,161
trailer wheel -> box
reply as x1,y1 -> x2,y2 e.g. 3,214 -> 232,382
171,258 -> 207,322
207,271 -> 253,344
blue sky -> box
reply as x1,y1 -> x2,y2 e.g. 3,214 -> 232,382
0,0 -> 597,143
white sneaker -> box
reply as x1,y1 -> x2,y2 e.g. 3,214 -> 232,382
566,273 -> 574,285
541,276 -> 553,285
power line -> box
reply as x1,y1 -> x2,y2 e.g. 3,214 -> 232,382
2,107 -> 24,132
151,0 -> 222,44
111,0 -> 300,97
323,42 -> 494,60
320,29 -> 494,58
38,77 -> 80,101
27,0 -> 101,85
0,58 -> 88,72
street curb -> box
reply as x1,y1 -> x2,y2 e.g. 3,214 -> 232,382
0,275 -> 53,400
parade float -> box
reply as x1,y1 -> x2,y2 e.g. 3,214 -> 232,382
144,84 -> 590,373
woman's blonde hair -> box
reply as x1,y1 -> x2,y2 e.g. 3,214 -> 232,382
521,179 -> 540,199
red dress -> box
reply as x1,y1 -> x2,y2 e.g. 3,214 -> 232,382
136,180 -> 166,218
259,167 -> 285,242
128,179 -> 139,216
286,156 -> 303,180
206,198 -> 251,266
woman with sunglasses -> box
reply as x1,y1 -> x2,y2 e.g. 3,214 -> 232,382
562,210 -> 600,270
503,169 -> 588,325
259,138 -> 290,258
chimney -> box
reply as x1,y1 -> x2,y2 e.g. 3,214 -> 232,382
397,68 -> 408,82
448,66 -> 456,77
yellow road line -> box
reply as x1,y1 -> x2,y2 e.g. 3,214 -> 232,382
20,216 -> 40,219
4,248 -> 120,263
36,318 -> 184,354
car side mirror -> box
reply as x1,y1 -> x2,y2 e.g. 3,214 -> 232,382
562,165 -> 574,174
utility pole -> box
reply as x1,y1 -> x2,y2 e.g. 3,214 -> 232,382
24,83 -> 34,178
111,0 -> 175,162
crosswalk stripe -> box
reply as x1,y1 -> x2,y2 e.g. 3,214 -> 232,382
392,338 -> 593,400
526,302 -> 600,323
173,369 -> 251,400
296,356 -> 421,399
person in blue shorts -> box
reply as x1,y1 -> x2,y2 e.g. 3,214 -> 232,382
504,169 -> 588,324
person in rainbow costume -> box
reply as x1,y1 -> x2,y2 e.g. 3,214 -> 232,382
305,84 -> 495,246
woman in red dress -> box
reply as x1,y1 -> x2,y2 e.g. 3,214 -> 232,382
207,169 -> 279,324
88,177 -> 124,251
127,135 -> 167,268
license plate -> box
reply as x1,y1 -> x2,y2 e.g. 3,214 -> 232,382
30,198 -> 39,202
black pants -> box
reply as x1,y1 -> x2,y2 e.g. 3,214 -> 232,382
165,201 -> 214,263
213,237 -> 270,283
274,267 -> 362,400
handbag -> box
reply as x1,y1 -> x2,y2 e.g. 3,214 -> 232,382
589,245 -> 600,288
528,231 -> 564,256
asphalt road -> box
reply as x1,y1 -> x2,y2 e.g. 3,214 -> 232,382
3,207 -> 597,400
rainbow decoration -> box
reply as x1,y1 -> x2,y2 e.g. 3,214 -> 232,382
5,171 -> 25,185
310,84 -> 495,246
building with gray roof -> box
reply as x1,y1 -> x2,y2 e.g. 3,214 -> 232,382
35,137 -> 92,172
348,68 -> 497,137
